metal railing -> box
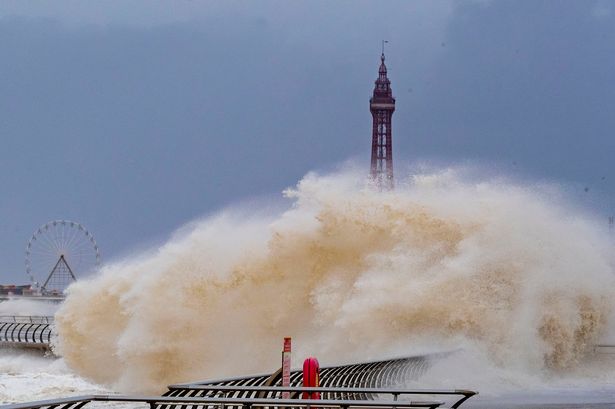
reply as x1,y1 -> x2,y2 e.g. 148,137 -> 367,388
0,316 -> 53,349
0,294 -> 65,303
161,357 -> 470,408
0,316 -> 54,324
162,386 -> 476,409
173,357 -> 433,390
0,392 -> 459,409
593,344 -> 615,353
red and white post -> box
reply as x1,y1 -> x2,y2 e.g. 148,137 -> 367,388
281,337 -> 292,399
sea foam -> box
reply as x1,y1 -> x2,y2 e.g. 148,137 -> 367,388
54,168 -> 615,393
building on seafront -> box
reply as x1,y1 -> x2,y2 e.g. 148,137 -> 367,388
0,284 -> 36,296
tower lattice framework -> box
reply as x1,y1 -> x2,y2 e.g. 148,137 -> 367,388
42,255 -> 76,294
370,53 -> 395,190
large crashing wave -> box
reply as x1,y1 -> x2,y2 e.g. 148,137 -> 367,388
54,169 -> 615,393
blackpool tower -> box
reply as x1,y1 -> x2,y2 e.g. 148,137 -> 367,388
369,51 -> 395,190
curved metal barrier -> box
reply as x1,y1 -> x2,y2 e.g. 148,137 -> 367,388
162,386 -> 475,409
169,356 -> 431,388
0,316 -> 53,350
0,350 -> 477,409
0,390 -> 477,409
159,356 -> 475,409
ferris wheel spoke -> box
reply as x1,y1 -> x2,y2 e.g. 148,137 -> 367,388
33,246 -> 60,260
54,223 -> 62,251
67,246 -> 87,261
29,238 -> 54,255
32,234 -> 58,254
70,236 -> 94,252
61,222 -> 72,252
64,226 -> 81,254
63,221 -> 70,248
76,246 -> 96,262
54,229 -> 65,253
51,234 -> 63,248
32,251 -> 60,267
53,222 -> 65,246
56,231 -> 68,254
30,249 -> 58,263
68,240 -> 90,258
57,223 -> 66,252
72,242 -> 90,255
39,228 -> 61,255
71,238 -> 96,255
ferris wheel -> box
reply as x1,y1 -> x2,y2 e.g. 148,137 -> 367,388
25,220 -> 101,294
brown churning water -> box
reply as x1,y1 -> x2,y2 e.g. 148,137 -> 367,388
53,168 -> 615,393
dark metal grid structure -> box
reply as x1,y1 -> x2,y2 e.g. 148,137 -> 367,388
42,256 -> 76,294
370,52 -> 395,190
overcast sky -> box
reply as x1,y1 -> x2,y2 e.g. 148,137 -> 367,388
1,1 -> 614,283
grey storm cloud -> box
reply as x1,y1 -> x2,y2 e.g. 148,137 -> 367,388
0,0 -> 613,282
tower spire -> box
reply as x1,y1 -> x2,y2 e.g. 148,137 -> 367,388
381,39 -> 388,56
370,47 -> 395,190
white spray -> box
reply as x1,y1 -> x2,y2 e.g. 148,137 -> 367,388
53,168 -> 615,393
